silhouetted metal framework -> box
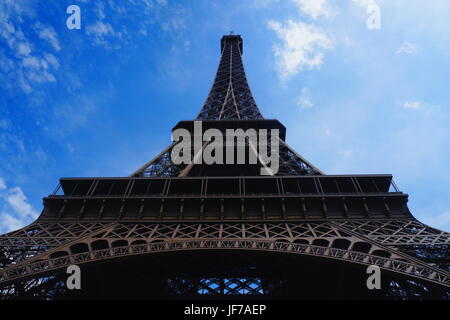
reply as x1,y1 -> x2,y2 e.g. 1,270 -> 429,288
131,35 -> 322,178
0,35 -> 449,300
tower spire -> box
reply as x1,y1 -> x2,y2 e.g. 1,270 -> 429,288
196,35 -> 263,120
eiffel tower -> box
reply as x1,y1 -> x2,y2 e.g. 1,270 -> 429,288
1,35 -> 449,300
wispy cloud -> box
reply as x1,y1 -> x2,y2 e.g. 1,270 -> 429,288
0,214 -> 24,234
268,20 -> 333,80
351,0 -> 378,8
34,22 -> 61,52
85,0 -> 175,49
297,87 -> 314,108
403,100 -> 441,115
396,42 -> 418,55
86,21 -> 124,49
5,187 -> 39,219
162,17 -> 187,33
0,2 -> 60,93
53,95 -> 98,133
0,178 -> 38,233
403,101 -> 421,110
293,0 -> 334,19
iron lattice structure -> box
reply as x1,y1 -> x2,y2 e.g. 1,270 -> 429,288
1,35 -> 449,300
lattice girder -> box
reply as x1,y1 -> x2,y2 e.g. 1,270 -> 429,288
1,221 -> 449,290
196,35 -> 263,121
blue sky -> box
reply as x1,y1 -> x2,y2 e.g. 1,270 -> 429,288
1,0 -> 449,233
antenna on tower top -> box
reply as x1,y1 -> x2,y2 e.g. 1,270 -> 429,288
229,31 -> 234,35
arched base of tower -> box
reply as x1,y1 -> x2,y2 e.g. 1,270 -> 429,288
4,250 -> 447,300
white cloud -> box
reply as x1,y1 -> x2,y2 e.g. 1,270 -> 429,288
6,187 -> 39,219
0,213 -> 24,233
86,21 -> 123,48
338,149 -> 353,157
0,178 -> 6,190
17,42 -> 31,55
268,20 -> 333,79
0,2 -> 59,93
402,101 -> 441,116
352,0 -> 378,8
0,179 -> 38,233
44,53 -> 59,69
403,101 -> 421,110
96,2 -> 106,20
162,17 -> 186,32
297,87 -> 314,108
87,21 -> 115,37
293,0 -> 333,19
34,22 -> 61,52
22,56 -> 42,69
396,42 -> 418,55
27,70 -> 56,84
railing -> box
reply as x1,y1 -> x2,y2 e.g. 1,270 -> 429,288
50,175 -> 401,198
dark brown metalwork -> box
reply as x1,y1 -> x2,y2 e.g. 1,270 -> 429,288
1,35 -> 449,300
131,35 -> 322,178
